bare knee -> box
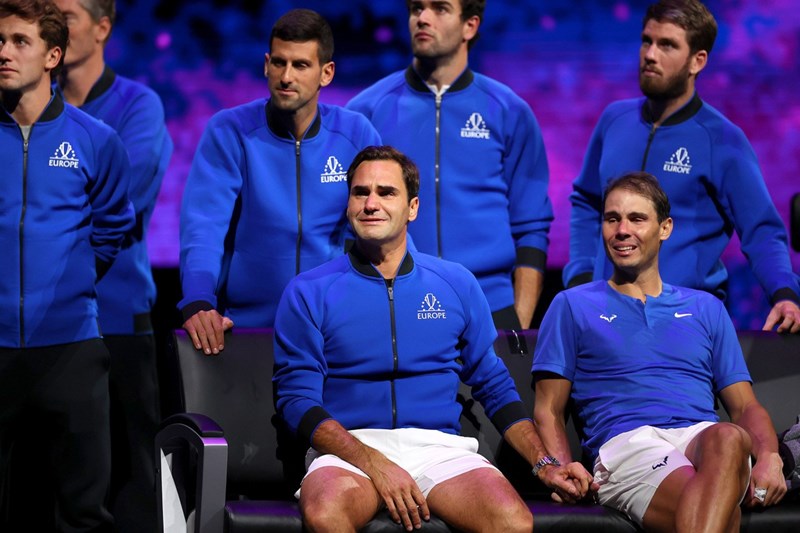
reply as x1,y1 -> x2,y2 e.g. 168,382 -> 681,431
701,423 -> 751,460
300,475 -> 377,533
487,500 -> 532,533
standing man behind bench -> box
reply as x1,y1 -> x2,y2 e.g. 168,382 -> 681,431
274,146 -> 591,533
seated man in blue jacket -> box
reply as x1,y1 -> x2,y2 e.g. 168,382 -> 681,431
534,172 -> 786,532
273,145 -> 592,533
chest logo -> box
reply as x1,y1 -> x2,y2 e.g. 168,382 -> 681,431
663,147 -> 692,175
49,141 -> 80,169
674,312 -> 693,318
460,112 -> 491,140
599,314 -> 617,323
320,155 -> 347,183
417,292 -> 447,320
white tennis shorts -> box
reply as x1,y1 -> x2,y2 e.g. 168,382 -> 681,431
296,427 -> 497,498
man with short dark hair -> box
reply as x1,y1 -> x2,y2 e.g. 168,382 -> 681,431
535,171 -> 787,531
52,0 -> 172,529
180,9 -> 381,356
0,0 -> 134,529
274,145 -> 592,533
565,0 -> 800,333
348,0 -> 553,330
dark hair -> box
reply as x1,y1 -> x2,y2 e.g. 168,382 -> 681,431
347,146 -> 420,202
0,0 -> 68,79
78,0 -> 115,42
644,0 -> 717,55
604,171 -> 671,223
270,9 -> 334,64
406,0 -> 485,49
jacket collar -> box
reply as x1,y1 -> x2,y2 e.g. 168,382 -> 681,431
641,92 -> 703,126
265,99 -> 322,140
83,65 -> 116,105
404,65 -> 474,94
0,90 -> 64,124
348,246 -> 415,279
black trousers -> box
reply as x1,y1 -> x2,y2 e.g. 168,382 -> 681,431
0,339 -> 113,533
105,334 -> 160,533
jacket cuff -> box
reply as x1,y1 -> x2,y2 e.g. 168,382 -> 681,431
180,300 -> 215,322
299,406 -> 333,446
515,247 -> 546,271
567,272 -> 593,288
771,287 -> 800,306
490,400 -> 529,435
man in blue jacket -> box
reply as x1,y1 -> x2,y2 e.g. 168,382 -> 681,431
53,0 -> 172,530
565,0 -> 800,333
535,172 -> 786,531
348,0 -> 553,330
0,0 -> 133,530
274,146 -> 592,532
180,9 -> 381,354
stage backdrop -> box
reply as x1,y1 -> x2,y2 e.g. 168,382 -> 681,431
106,0 -> 799,329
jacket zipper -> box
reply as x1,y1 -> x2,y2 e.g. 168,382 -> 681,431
295,139 -> 302,275
19,127 -> 30,347
386,278 -> 398,428
641,123 -> 658,170
434,93 -> 443,258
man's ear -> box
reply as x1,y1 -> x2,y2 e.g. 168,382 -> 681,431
408,196 -> 419,222
660,217 -> 673,241
95,16 -> 112,45
45,46 -> 62,71
263,53 -> 270,78
320,61 -> 335,88
689,50 -> 708,77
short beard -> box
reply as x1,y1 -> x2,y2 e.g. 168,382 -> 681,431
639,60 -> 691,102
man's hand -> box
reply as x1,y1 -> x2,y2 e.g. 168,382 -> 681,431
183,309 -> 234,355
367,455 -> 430,531
745,452 -> 787,508
762,300 -> 800,334
537,461 -> 598,504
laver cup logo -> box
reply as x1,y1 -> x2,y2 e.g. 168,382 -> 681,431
418,293 -> 446,320
320,155 -> 347,183
460,112 -> 490,140
49,141 -> 80,169
663,147 -> 692,174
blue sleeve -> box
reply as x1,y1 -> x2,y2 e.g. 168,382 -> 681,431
714,128 -> 800,304
708,298 -> 752,392
89,128 -> 135,264
564,116 -> 606,288
345,89 -> 375,120
505,100 -> 553,271
115,89 -> 172,220
178,112 -> 243,311
456,269 -> 527,431
272,278 -> 332,439
532,291 -> 578,381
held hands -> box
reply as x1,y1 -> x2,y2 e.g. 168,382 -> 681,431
367,455 -> 430,531
537,461 -> 598,504
762,300 -> 800,334
183,309 -> 234,355
745,452 -> 787,508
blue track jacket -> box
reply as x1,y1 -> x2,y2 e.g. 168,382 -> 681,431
0,93 -> 134,348
273,249 -> 529,445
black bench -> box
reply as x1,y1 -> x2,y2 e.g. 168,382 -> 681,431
156,329 -> 800,532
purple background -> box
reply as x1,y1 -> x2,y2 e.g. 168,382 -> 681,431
107,1 -> 799,328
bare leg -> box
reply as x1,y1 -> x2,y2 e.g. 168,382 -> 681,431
299,466 -> 382,533
426,467 -> 532,533
642,423 -> 751,533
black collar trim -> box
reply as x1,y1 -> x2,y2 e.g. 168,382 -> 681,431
83,65 -> 116,105
642,93 -> 703,126
348,247 -> 415,278
404,65 -> 474,94
265,100 -> 322,140
1,90 -> 64,123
